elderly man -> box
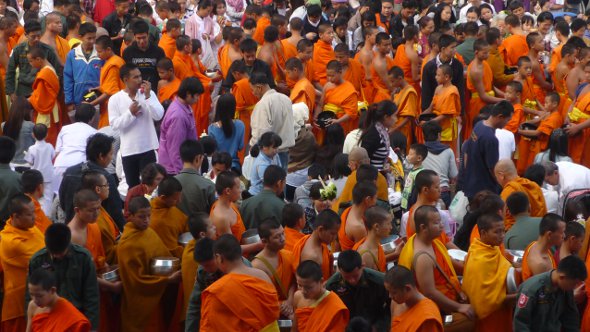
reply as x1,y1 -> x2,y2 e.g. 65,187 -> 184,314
542,161 -> 590,215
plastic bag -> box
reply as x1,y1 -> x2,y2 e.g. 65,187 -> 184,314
449,191 -> 468,227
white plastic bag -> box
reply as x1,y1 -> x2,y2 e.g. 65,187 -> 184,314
449,191 -> 469,227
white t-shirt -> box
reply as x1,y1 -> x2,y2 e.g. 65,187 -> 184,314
556,161 -> 590,214
25,140 -> 55,183
496,128 -> 515,160
54,122 -> 97,168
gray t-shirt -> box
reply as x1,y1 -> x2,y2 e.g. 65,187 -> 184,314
422,148 -> 458,188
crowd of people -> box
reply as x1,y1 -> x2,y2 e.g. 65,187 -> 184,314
4,0 -> 590,330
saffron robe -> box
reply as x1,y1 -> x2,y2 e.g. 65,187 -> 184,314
393,85 -> 418,150
568,89 -> 590,165
391,297 -> 443,332
158,32 -> 176,59
292,234 -> 333,280
466,60 -> 494,139
290,77 -> 316,113
337,207 -> 356,251
29,65 -> 60,146
284,227 -> 305,252
392,43 -> 420,94
500,34 -> 529,67
521,241 -> 556,281
352,237 -> 386,272
96,206 -> 119,265
501,177 -> 547,230
281,39 -> 298,61
150,197 -> 189,259
232,78 -> 259,162
217,44 -> 231,79
254,250 -> 295,301
157,77 -> 181,103
323,81 -> 359,134
432,85 -> 461,155
99,55 -> 125,128
55,35 -> 71,63
343,58 -> 366,96
503,103 -> 525,134
211,201 -> 246,243
27,194 -> 51,233
252,16 -> 270,45
295,291 -> 349,332
516,111 -> 563,175
370,54 -> 395,101
31,298 -> 91,332
312,40 -> 335,86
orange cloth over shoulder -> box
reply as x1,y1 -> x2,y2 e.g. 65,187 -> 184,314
504,103 -> 525,134
516,111 -> 563,175
338,207 -> 355,251
295,291 -> 349,332
150,196 -> 189,259
392,43 -> 420,93
7,26 -> 24,54
86,223 -> 106,269
194,57 -> 213,135
158,77 -> 181,103
353,237 -> 386,272
335,171 -> 389,210
255,250 -> 295,301
55,35 -> 71,63
549,44 -> 563,75
291,77 -> 316,112
568,88 -> 590,165
233,77 -> 259,162
96,207 -> 119,265
211,201 -> 246,243
533,63 -> 548,102
26,194 -> 51,233
313,40 -> 335,86
406,205 -> 450,244
158,32 -> 176,59
521,76 -> 537,107
393,85 -> 418,149
252,16 -> 270,46
292,234 -> 332,280
501,177 -> 547,230
217,44 -> 232,79
29,65 -> 60,146
200,273 -> 280,331
31,298 -> 91,332
466,60 -> 494,138
281,39 -> 298,61
432,84 -> 460,154
284,227 -> 305,252
343,58 -> 366,96
501,34 -> 529,67
99,55 -> 125,128
323,81 -> 359,134
391,297 -> 443,332
287,59 -> 315,89
371,54 -> 395,98
521,241 -> 556,281
181,239 -> 198,320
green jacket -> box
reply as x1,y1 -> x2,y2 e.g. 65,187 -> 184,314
6,42 -> 62,97
240,189 -> 285,230
175,168 -> 216,217
0,164 -> 22,227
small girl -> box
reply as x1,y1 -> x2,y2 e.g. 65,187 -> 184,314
521,15 -> 535,34
247,132 -> 282,196
212,0 -> 232,28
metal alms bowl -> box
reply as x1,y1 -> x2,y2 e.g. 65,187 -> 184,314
380,235 -> 400,254
178,232 -> 194,246
150,257 -> 180,276
98,265 -> 120,282
332,251 -> 341,271
241,229 -> 261,245
506,267 -> 518,293
205,70 -> 217,78
506,249 -> 525,264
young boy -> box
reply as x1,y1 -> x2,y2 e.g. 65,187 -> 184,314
282,203 -> 306,252
500,14 -> 529,67
293,39 -> 317,90
230,61 -> 259,161
286,57 -> 316,113
24,124 -> 55,215
292,260 -> 349,331
21,170 -> 52,233
556,221 -> 585,263
339,181 -> 377,251
335,43 -> 365,98
292,209 -> 341,280
27,46 -> 60,146
503,80 -> 526,135
242,18 -> 257,39
555,44 -> 577,116
312,24 -> 336,86
400,143 -> 427,211
423,64 -> 460,155
149,177 -> 188,258
26,268 -> 91,332
158,18 -> 181,59
389,66 -> 418,150
190,39 -> 216,135
392,25 -> 421,95
94,35 -> 125,128
527,32 -> 552,103
514,56 -> 545,118
294,164 -> 326,210
156,57 -> 181,103
353,206 -> 393,272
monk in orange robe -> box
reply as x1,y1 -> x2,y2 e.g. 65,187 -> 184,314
521,221 -> 562,281
554,44 -> 576,117
566,67 -> 590,165
528,32 -> 552,103
352,206 -> 392,272
27,47 -> 61,146
95,35 -> 125,128
118,196 -> 181,332
210,195 -> 246,243
158,19 -> 182,59
0,195 -> 45,332
392,26 -> 422,96
316,60 -> 359,135
390,66 -> 418,150
372,32 -> 396,102
7,24 -> 24,54
218,27 -> 243,79
149,178 -> 189,259
280,17 -> 303,61
548,23 -> 569,79
494,159 -> 547,230
41,13 -> 70,64
500,15 -> 529,67
23,175 -> 52,233
155,57 -> 181,104
286,57 -> 316,113
292,260 -> 349,331
338,181 -> 375,251
463,215 -> 515,332
333,43 -> 365,95
200,234 -> 280,331
292,210 -> 340,281
312,24 -> 336,86
96,206 -> 119,265
27,269 -> 91,332
230,62 -> 259,161
190,39 -> 216,135
386,265 -> 444,332
252,13 -> 271,45
503,81 -> 526,135
286,39 -> 317,90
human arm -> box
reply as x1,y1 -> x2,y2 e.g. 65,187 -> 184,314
470,68 -> 503,104
409,52 -> 422,83
374,59 -> 394,92
63,52 -> 75,105
532,63 -> 552,90
143,86 -> 165,121
512,292 -> 535,332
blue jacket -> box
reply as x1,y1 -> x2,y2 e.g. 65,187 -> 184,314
63,45 -> 102,105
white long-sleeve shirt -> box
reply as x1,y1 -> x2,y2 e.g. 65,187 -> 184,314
108,89 -> 164,157
249,89 -> 295,152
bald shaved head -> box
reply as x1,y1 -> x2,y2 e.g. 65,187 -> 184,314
349,147 -> 369,169
494,159 -> 518,186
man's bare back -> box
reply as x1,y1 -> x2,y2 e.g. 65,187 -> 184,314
527,242 -> 554,276
301,237 -> 324,268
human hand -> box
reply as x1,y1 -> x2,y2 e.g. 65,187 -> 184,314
141,80 -> 151,99
167,270 -> 182,283
457,303 -> 476,320
129,101 -> 141,116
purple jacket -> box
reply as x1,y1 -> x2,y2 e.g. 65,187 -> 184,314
158,98 -> 197,174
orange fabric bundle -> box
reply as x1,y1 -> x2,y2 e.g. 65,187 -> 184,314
150,197 -> 189,259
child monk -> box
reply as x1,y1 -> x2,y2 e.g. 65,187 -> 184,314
527,32 -> 552,103
257,25 -> 286,86
548,21 -> 570,79
21,170 -> 52,233
286,57 -> 315,113
315,60 -> 359,134
565,61 -> 590,165
230,61 -> 259,160
502,81 -> 526,135
156,57 -> 181,104
27,46 -> 60,146
555,44 -> 577,116
94,35 -> 125,129
556,221 -> 585,263
514,56 -> 545,118
392,25 -> 422,95
335,43 -> 365,98
386,266 -> 443,332
190,38 -> 218,135
218,27 -> 243,79
292,260 -> 349,331
0,194 -> 44,331
371,32 -> 396,101
251,6 -> 271,45
26,268 -> 91,332
312,24 -> 335,86
158,19 -> 181,59
280,17 -> 303,60
292,209 -> 340,281
353,206 -> 392,272
282,203 -> 306,252
422,64 -> 460,155
517,92 -> 563,174
500,14 -> 529,67
117,196 -> 181,331
389,66 -> 418,149
338,181 -> 376,251
521,213 -> 565,281
290,39 -> 317,90
149,177 -> 188,258
565,47 -> 590,110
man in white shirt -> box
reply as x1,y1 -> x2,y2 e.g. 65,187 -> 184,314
543,161 -> 590,215
496,128 -> 515,159
249,71 -> 295,170
108,63 -> 164,188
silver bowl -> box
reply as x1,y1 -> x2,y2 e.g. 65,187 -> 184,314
98,265 -> 120,282
448,249 -> 468,262
150,257 -> 180,276
178,232 -> 193,246
506,250 -> 524,264
506,266 -> 518,293
333,251 -> 340,271
205,70 -> 217,78
241,229 -> 261,245
381,234 -> 400,254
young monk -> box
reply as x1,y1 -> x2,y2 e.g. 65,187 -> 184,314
190,38 -> 217,135
149,177 -> 188,258
548,21 -> 570,79
292,209 -> 340,280
517,92 -> 563,174
527,32 -> 553,103
556,221 -> 585,263
218,27 -> 243,79
40,12 -> 70,65
0,194 -> 44,332
200,234 -> 281,331
21,170 -> 52,233
118,196 -> 181,331
422,64 -> 460,155
389,66 -> 418,149
156,58 -> 181,104
371,32 -> 395,101
386,265 -> 443,332
565,47 -> 590,113
355,26 -> 378,82
292,260 -> 349,331
26,268 -> 91,332
555,44 -> 577,116
289,39 -> 317,90
282,203 -> 306,252
158,19 -> 181,59
230,61 -> 259,159
257,25 -> 286,86
392,25 -> 422,95
503,81 -> 526,135
353,206 -> 392,272
514,56 -> 545,118
312,24 -> 335,86
251,5 -> 270,45
335,43 -> 365,98
280,17 -> 303,60
565,61 -> 590,165
500,14 -> 529,67
27,46 -> 61,146
286,57 -> 316,113
252,219 -> 297,318
463,214 -> 516,332
521,213 -> 565,281
315,60 -> 359,134
338,181 -> 377,251
94,35 -> 125,128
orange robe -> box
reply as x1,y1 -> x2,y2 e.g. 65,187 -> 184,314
391,298 -> 443,332
501,177 -> 547,230
520,76 -> 538,113
55,35 -> 71,63
99,55 -> 125,128
338,207 -> 355,251
516,111 -> 563,175
371,55 -> 395,102
232,78 -> 259,162
0,220 -> 44,331
29,65 -> 60,146
343,58 -> 366,96
157,77 -> 181,103
466,60 -> 494,139
292,234 -> 332,280
85,223 -> 106,269
96,206 -> 119,265
432,85 -> 461,155
500,34 -> 529,67
117,222 -> 173,332
7,26 -> 24,54
521,241 -> 556,281
200,273 -> 280,331
568,89 -> 590,165
254,250 -> 295,301
26,194 -> 51,233
281,39 -> 298,61
352,237 -> 386,272
463,238 -> 513,332
287,59 -> 315,89
290,77 -> 316,114
549,44 -> 563,75
393,85 -> 418,150
284,227 -> 305,252
252,16 -> 270,45
392,43 -> 421,94
181,239 -> 198,320
158,32 -> 176,59
312,40 -> 335,86
532,63 -> 547,102
295,291 -> 349,332
323,81 -> 359,134
211,201 -> 246,243
194,57 -> 213,135
503,103 -> 524,134
31,298 -> 91,332
150,196 -> 189,258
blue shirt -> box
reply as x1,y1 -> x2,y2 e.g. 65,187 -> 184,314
63,45 -> 101,105
462,121 -> 501,198
248,152 -> 281,196
207,120 -> 245,170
